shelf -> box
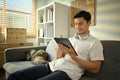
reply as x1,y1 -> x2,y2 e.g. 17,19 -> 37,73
37,2 -> 69,46
45,21 -> 53,24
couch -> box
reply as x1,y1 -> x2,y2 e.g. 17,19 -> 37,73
3,40 -> 120,80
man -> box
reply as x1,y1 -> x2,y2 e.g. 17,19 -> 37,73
7,10 -> 104,80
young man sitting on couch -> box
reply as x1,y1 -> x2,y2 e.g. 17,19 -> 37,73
7,10 -> 104,80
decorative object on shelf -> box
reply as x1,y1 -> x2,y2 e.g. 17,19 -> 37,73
70,0 -> 95,27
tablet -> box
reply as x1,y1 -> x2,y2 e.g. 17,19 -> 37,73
54,38 -> 77,55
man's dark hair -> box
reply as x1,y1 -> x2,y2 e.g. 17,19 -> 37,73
74,10 -> 91,22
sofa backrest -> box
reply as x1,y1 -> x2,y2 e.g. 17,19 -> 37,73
83,41 -> 120,80
5,46 -> 46,62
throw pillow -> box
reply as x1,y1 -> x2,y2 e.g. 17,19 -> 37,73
45,38 -> 58,61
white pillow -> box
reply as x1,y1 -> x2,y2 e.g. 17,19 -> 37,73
45,38 -> 58,61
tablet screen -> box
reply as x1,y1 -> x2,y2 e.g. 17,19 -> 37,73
54,38 -> 77,55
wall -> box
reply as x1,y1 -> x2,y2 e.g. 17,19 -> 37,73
36,0 -> 120,43
37,0 -> 48,8
69,0 -> 120,40
90,0 -> 120,40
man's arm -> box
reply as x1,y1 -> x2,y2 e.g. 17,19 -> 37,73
59,44 -> 102,74
71,55 -> 102,73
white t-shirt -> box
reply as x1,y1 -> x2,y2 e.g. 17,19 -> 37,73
49,35 -> 104,80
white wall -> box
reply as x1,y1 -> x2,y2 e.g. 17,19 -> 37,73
69,0 -> 120,40
37,0 -> 48,8
90,0 -> 120,40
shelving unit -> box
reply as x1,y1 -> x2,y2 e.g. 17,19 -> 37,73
37,2 -> 69,46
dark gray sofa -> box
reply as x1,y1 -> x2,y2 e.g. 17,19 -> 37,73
3,41 -> 120,80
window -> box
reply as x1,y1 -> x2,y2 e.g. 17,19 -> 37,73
0,0 -> 36,37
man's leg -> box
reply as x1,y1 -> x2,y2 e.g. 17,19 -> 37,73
7,64 -> 51,80
37,70 -> 71,80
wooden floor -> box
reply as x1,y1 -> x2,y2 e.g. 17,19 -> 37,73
0,68 -> 6,80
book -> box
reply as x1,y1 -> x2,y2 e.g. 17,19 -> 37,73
54,38 -> 78,55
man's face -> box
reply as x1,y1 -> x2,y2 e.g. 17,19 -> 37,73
74,17 -> 91,34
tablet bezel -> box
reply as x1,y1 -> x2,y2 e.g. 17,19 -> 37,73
54,38 -> 77,55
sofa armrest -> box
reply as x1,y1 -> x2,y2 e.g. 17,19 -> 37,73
4,46 -> 46,63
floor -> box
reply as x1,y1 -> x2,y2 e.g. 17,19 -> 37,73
0,68 -> 6,80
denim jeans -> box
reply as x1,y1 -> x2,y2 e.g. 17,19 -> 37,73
7,64 -> 71,80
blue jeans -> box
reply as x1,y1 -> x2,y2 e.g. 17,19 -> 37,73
7,64 -> 71,80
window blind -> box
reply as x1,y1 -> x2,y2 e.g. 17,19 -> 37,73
6,0 -> 32,30
0,0 -> 35,37
6,0 -> 32,13
0,1 -> 2,25
0,0 -> 6,33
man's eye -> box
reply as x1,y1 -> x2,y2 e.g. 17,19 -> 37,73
78,23 -> 83,25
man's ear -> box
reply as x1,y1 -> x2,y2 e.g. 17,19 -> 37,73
88,20 -> 91,26
89,20 -> 91,24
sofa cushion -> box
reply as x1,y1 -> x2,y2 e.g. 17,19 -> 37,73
45,39 -> 58,61
80,76 -> 96,80
3,61 -> 34,74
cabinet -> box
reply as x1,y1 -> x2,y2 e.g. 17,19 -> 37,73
0,42 -> 33,68
37,2 -> 69,46
6,28 -> 26,43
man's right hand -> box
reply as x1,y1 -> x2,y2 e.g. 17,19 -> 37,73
56,44 -> 65,59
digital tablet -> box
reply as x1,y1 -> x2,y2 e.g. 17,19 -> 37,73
54,38 -> 77,55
